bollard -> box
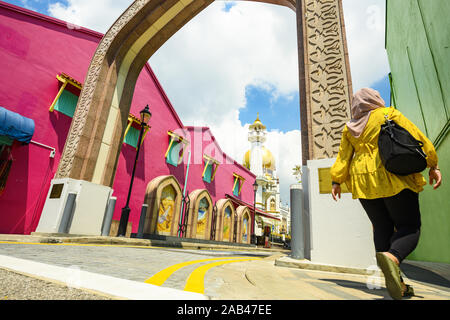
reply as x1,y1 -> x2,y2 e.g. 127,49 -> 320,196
290,184 -> 304,260
137,204 -> 148,239
58,193 -> 77,234
101,197 -> 117,236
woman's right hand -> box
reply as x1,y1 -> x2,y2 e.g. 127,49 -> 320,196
429,167 -> 442,190
332,184 -> 342,201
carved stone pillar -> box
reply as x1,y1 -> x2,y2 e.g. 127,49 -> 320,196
296,0 -> 353,164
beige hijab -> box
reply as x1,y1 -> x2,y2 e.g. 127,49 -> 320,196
347,88 -> 386,138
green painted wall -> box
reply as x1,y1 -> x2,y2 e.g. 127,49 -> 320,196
386,0 -> 450,264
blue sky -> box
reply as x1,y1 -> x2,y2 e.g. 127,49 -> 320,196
223,1 -> 237,13
240,84 -> 301,132
371,75 -> 391,107
5,0 -> 62,14
239,75 -> 391,132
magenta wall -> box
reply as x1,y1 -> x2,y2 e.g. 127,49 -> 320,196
182,126 -> 255,205
0,2 -> 256,235
0,3 -> 102,234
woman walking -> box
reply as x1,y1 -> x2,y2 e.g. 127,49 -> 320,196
330,88 -> 442,300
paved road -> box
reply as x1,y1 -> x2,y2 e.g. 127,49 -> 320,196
0,241 -> 449,300
0,241 -> 269,299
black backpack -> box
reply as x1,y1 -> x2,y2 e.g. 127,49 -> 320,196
378,110 -> 427,176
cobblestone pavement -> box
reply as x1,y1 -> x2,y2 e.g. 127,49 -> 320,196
0,268 -> 112,300
1,242 -> 449,300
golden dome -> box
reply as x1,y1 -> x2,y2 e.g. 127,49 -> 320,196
243,150 -> 251,169
249,113 -> 266,131
243,147 -> 276,171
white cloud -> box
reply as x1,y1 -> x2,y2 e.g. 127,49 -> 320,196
342,0 -> 391,89
48,0 -> 131,33
149,1 -> 299,127
266,129 -> 302,203
149,2 -> 301,203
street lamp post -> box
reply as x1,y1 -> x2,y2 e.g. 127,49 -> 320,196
117,105 -> 152,237
252,181 -> 258,245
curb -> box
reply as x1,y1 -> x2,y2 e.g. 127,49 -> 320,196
0,255 -> 206,300
0,234 -> 290,254
275,256 -> 374,276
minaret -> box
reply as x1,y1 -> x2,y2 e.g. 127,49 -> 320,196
244,115 -> 281,228
246,114 -> 267,210
248,113 -> 266,178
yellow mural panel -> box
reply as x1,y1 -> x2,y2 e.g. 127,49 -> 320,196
242,216 -> 248,243
318,167 -> 350,194
223,207 -> 231,241
157,185 -> 175,233
196,198 -> 209,237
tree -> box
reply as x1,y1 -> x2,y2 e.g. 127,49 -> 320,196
292,165 -> 302,183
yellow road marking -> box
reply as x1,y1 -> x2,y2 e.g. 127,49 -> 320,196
145,257 -> 261,286
184,258 -> 261,294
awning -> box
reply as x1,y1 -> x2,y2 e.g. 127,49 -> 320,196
255,211 -> 280,221
261,217 -> 276,226
0,107 -> 35,144
226,194 -> 281,221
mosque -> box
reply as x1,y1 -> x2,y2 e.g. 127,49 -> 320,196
243,114 -> 290,240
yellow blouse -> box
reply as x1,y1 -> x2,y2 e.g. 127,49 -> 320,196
330,107 -> 438,200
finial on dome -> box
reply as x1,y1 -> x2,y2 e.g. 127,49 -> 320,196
250,112 -> 266,130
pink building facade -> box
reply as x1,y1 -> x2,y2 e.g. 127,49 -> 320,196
0,2 -> 270,243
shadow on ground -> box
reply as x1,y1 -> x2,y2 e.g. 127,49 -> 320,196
317,279 -> 391,300
401,262 -> 450,291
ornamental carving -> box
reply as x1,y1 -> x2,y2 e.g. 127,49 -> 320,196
304,0 -> 352,159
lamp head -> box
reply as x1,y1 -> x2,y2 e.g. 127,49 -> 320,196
140,105 -> 152,125
253,181 -> 258,192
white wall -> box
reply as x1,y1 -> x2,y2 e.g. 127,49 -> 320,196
68,180 -> 112,236
305,158 -> 377,269
37,178 -> 112,236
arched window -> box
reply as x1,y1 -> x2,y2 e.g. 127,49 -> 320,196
223,206 -> 232,242
270,199 -> 276,211
143,175 -> 182,237
186,190 -> 213,240
215,199 -> 235,242
242,213 -> 249,243
196,197 -> 209,237
236,206 -> 252,244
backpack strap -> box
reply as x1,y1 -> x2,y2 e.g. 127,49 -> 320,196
383,107 -> 390,120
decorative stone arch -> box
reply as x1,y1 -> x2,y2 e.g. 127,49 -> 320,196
215,199 -> 235,242
186,189 -> 213,240
143,175 -> 182,236
236,206 -> 252,244
52,0 -> 352,190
